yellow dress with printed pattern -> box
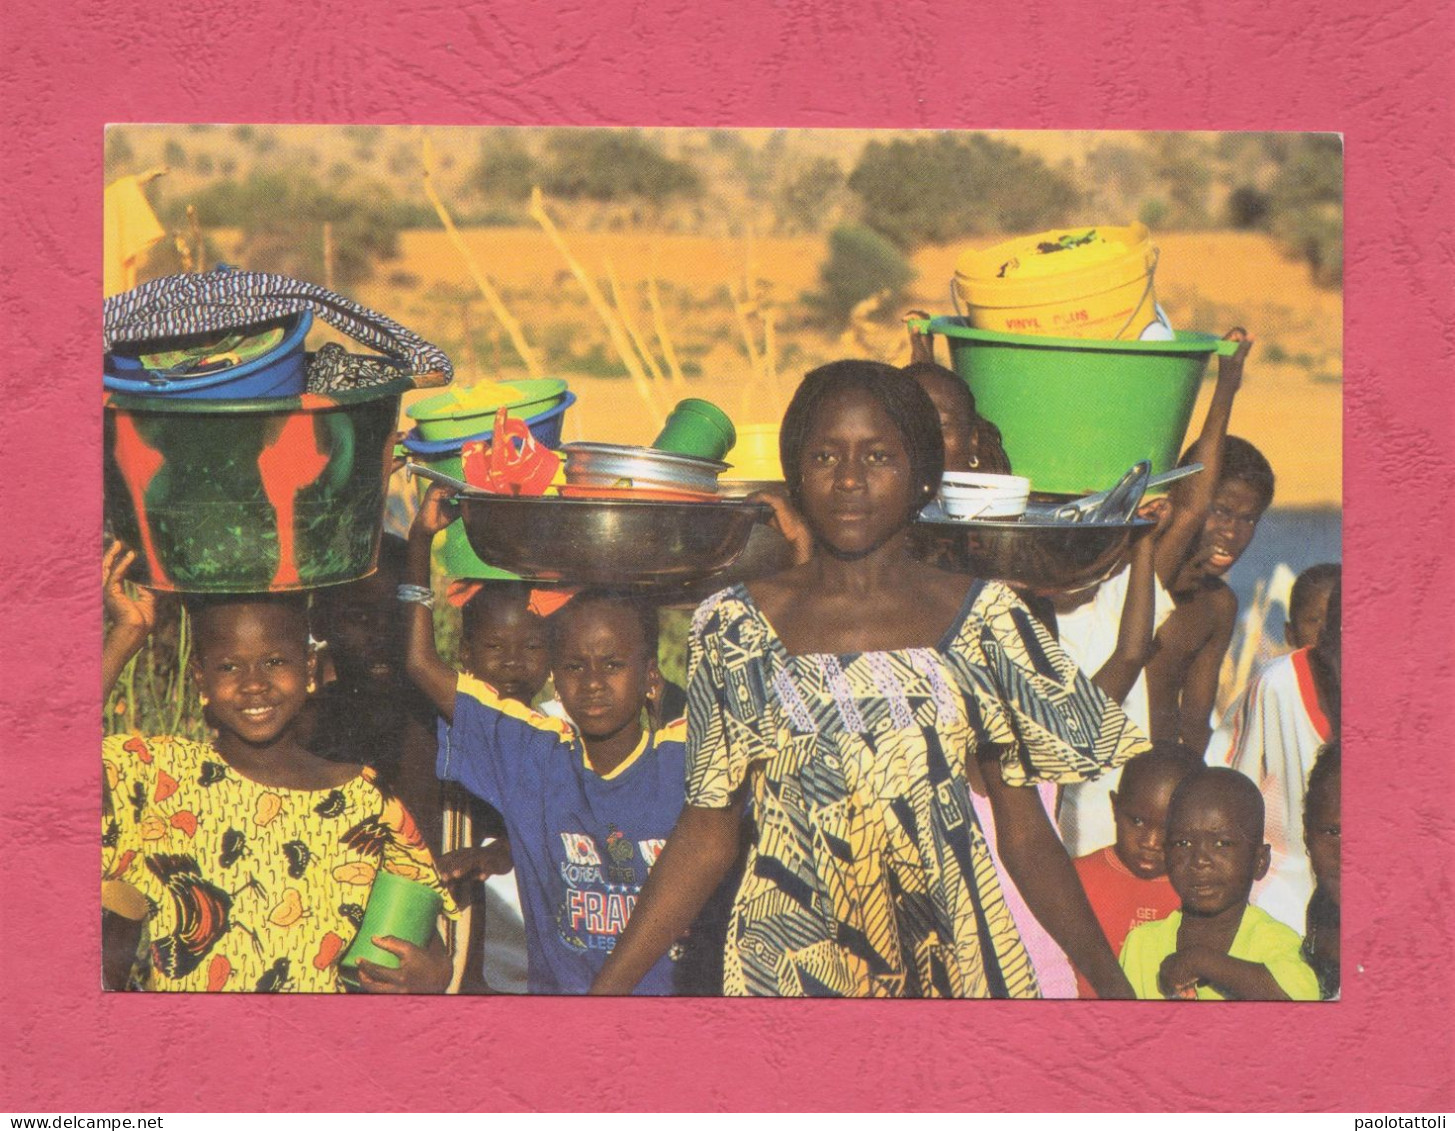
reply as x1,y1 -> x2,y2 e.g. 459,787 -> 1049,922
685,581 -> 1147,998
102,734 -> 454,992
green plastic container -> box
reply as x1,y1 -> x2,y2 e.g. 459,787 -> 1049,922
927,317 -> 1238,495
337,870 -> 443,989
103,377 -> 412,592
406,377 -> 567,442
409,450 -> 518,581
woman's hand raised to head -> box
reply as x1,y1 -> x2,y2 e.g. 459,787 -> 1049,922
750,488 -> 814,567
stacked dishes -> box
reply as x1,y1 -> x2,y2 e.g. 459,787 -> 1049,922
560,443 -> 727,502
401,381 -> 575,578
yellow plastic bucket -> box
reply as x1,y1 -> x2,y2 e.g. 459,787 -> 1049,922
953,223 -> 1162,340
723,424 -> 783,482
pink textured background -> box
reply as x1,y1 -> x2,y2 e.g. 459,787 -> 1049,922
2,0 -> 1451,1113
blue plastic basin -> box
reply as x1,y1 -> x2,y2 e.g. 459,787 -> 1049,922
103,310 -> 313,400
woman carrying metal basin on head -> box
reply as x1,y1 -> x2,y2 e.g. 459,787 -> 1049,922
591,360 -> 1148,998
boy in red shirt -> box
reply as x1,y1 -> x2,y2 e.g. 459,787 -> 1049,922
1071,743 -> 1202,997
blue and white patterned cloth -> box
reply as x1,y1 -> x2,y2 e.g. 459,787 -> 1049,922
103,267 -> 453,387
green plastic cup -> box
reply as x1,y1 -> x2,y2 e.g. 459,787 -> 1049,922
652,398 -> 737,461
338,870 -> 443,986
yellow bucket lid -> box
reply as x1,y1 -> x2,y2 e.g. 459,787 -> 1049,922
955,223 -> 1155,299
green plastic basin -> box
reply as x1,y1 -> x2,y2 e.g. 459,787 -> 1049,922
928,317 -> 1238,495
406,377 -> 567,442
103,378 -> 412,592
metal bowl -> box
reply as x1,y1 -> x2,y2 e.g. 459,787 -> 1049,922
456,494 -> 772,587
562,442 -> 728,496
917,507 -> 1152,593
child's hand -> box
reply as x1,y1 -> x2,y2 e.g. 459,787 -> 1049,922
1217,327 -> 1253,384
1159,946 -> 1218,999
750,488 -> 814,567
437,841 -> 515,887
103,540 -> 156,640
410,484 -> 459,541
354,934 -> 452,994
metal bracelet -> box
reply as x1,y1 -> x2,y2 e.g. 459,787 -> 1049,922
396,583 -> 435,608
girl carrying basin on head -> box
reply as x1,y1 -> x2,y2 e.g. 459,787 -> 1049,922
591,360 -> 1148,998
101,542 -> 454,994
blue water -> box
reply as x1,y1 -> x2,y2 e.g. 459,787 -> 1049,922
1222,506 -> 1343,639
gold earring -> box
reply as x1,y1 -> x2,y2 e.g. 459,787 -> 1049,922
199,693 -> 210,707
307,678 -> 317,694
969,455 -> 980,468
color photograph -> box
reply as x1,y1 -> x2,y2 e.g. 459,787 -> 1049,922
101,125 -> 1342,1001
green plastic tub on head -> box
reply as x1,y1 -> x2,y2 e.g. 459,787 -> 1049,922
407,377 -> 568,443
104,376 -> 414,593
926,317 -> 1239,496
408,450 -> 519,581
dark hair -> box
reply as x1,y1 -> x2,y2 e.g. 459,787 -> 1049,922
461,580 -> 539,642
1119,741 -> 1204,797
1302,886 -> 1340,999
547,589 -> 659,662
1310,579 -> 1341,737
1290,563 -> 1341,629
1180,434 -> 1275,511
186,593 -> 311,655
1169,766 -> 1265,840
1304,741 -> 1341,834
900,361 -> 1013,474
779,360 -> 943,512
1301,741 -> 1341,997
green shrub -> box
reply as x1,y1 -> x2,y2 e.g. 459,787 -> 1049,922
803,225 -> 916,328
847,134 -> 1080,249
180,170 -> 407,286
542,131 -> 701,206
1267,135 -> 1343,286
472,133 -> 538,203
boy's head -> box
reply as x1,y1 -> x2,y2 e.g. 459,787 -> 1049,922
1287,563 -> 1341,649
1165,767 -> 1270,920
546,591 -> 661,744
310,534 -> 408,693
460,581 -> 550,706
900,361 -> 1012,475
1109,742 -> 1204,879
1175,435 -> 1275,591
1304,742 -> 1341,906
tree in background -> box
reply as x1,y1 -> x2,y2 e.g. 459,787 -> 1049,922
1266,134 -> 1343,286
847,134 -> 1080,250
542,130 -> 701,207
802,225 -> 915,329
1141,133 -> 1215,229
182,170 -> 411,287
774,157 -> 849,235
471,131 -> 537,205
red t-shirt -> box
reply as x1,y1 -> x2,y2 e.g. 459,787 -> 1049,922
1072,845 -> 1180,998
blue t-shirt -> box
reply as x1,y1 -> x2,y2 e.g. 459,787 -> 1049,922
437,675 -> 687,995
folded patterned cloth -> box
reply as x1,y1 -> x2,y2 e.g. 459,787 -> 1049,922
103,267 -> 453,389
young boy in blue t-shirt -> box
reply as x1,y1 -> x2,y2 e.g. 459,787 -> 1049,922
401,487 -> 694,995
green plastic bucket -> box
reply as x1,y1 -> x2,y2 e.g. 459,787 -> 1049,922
103,377 -> 412,592
927,317 -> 1238,495
408,450 -> 518,581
